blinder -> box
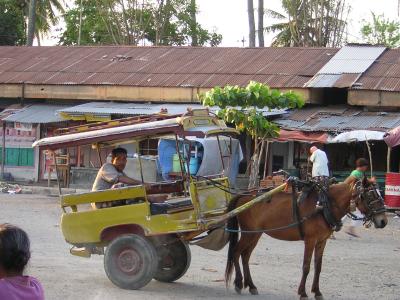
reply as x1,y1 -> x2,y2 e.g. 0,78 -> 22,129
353,181 -> 386,222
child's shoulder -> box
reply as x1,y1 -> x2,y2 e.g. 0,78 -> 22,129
0,276 -> 44,300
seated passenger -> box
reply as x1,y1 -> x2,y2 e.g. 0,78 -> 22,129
92,147 -> 150,208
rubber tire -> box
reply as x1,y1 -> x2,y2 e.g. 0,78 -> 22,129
104,234 -> 158,290
153,240 -> 191,283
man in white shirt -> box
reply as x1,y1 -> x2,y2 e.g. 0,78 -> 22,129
309,146 -> 329,178
309,146 -> 330,211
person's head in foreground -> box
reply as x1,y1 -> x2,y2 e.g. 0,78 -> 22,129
0,223 -> 44,300
356,158 -> 369,172
111,147 -> 128,172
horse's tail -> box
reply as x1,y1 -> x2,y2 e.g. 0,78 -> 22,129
225,195 -> 240,286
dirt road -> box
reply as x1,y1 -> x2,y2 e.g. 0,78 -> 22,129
1,194 -> 399,300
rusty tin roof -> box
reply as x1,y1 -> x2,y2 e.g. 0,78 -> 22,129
0,46 -> 337,89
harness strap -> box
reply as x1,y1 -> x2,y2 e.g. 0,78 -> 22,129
313,181 -> 343,232
291,181 -> 305,240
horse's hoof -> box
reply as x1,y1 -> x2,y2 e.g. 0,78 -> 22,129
315,296 -> 324,300
234,286 -> 242,294
249,288 -> 259,295
300,297 -> 308,300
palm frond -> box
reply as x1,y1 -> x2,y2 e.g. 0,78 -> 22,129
264,8 -> 286,20
264,22 -> 290,33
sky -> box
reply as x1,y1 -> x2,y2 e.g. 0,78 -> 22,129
43,0 -> 400,46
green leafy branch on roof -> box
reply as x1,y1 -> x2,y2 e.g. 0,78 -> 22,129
200,81 -> 303,139
199,81 -> 304,188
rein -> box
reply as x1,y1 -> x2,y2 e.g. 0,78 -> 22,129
195,175 -> 273,197
224,210 -> 319,234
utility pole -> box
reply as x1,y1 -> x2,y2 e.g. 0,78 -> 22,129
78,0 -> 83,45
26,0 -> 37,46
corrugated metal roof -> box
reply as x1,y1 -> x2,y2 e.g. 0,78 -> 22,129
332,73 -> 360,88
3,105 -> 68,123
57,102 -> 287,118
353,49 -> 400,91
316,45 -> 386,74
274,105 -> 400,133
306,74 -> 341,88
0,46 -> 338,89
306,45 -> 386,88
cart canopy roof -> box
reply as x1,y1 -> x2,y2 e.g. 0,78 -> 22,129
32,110 -> 238,150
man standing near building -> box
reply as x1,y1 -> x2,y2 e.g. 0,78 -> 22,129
309,145 -> 329,181
309,145 -> 330,212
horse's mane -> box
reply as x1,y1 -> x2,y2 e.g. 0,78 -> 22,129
343,175 -> 357,185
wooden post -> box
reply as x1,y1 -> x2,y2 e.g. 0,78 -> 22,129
216,135 -> 225,171
96,144 -> 103,166
53,151 -> 62,196
263,140 -> 270,179
175,134 -> 188,196
387,146 -> 391,173
365,139 -> 373,177
1,122 -> 5,179
77,146 -> 81,167
137,154 -> 145,184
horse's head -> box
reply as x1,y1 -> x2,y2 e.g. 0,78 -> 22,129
353,177 -> 387,228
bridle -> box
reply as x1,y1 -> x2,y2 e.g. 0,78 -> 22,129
351,180 -> 386,225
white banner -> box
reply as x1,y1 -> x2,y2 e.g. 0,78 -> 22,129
385,185 -> 400,196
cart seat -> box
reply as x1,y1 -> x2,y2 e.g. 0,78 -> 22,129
150,197 -> 193,215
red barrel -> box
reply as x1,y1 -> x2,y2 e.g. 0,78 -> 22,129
385,173 -> 400,208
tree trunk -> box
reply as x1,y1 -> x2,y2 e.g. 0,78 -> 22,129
248,139 -> 264,189
190,0 -> 198,46
247,0 -> 256,47
27,0 -> 37,46
257,0 -> 264,47
245,135 -> 252,175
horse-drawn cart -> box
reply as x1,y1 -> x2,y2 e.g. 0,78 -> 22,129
33,109 -> 286,290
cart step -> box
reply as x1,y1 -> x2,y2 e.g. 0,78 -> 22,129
70,247 -> 91,258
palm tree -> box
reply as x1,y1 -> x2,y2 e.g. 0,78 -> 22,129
264,7 -> 291,46
264,0 -> 349,47
248,0 -> 255,47
257,0 -> 264,47
24,0 -> 65,45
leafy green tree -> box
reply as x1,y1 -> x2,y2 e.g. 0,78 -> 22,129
59,0 -> 222,46
0,0 -> 26,45
200,81 -> 304,188
265,0 -> 349,47
361,13 -> 400,48
59,0 -> 116,45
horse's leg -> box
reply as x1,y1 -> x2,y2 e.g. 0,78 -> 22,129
311,239 -> 328,300
298,238 -> 316,299
232,235 -> 249,294
241,233 -> 262,295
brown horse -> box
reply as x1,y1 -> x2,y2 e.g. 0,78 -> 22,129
225,177 -> 388,299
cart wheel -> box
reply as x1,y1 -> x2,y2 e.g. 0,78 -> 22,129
154,240 -> 191,283
104,234 -> 158,290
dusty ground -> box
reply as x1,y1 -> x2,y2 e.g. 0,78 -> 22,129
1,194 -> 399,300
